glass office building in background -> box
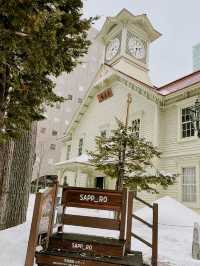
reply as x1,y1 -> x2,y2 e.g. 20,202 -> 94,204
193,43 -> 200,71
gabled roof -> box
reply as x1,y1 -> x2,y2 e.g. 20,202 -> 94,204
157,70 -> 200,96
61,64 -> 200,140
63,64 -> 164,138
97,8 -> 161,42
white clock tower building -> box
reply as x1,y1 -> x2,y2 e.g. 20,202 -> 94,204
97,9 -> 161,85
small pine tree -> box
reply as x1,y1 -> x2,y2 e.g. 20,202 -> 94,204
88,119 -> 175,192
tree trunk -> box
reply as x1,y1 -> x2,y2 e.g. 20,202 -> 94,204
0,141 -> 15,228
0,123 -> 37,230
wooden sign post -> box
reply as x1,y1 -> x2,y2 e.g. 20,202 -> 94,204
29,186 -> 144,266
25,181 -> 58,266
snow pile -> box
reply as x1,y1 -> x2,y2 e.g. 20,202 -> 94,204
132,196 -> 200,266
0,194 -> 35,266
0,195 -> 200,266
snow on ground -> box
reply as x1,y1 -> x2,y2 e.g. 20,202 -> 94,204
0,194 -> 35,266
132,196 -> 200,266
0,195 -> 200,266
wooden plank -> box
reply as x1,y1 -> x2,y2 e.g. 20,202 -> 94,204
119,188 -> 127,240
25,193 -> 43,266
36,251 -> 143,266
49,237 -> 124,257
126,191 -> 134,252
62,186 -> 123,194
134,196 -> 153,208
131,233 -> 152,248
132,214 -> 152,228
36,255 -> 118,266
62,187 -> 122,211
25,183 -> 58,266
63,214 -> 120,230
152,203 -> 158,266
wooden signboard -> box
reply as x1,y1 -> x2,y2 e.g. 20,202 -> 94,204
25,182 -> 58,266
97,88 -> 113,103
49,233 -> 125,257
62,186 -> 122,211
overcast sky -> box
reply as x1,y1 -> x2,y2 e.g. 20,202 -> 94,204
83,0 -> 200,86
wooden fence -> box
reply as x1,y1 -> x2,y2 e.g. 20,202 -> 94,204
25,181 -> 58,266
127,193 -> 158,266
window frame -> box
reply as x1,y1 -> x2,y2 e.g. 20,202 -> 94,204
100,129 -> 107,138
66,144 -> 71,160
178,161 -> 199,209
78,138 -> 84,156
182,167 -> 196,203
40,127 -> 46,134
177,99 -> 198,143
132,118 -> 141,138
99,124 -> 110,138
50,143 -> 56,150
181,107 -> 195,139
52,130 -> 58,136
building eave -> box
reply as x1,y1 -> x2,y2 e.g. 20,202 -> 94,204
96,9 -> 161,43
164,83 -> 200,106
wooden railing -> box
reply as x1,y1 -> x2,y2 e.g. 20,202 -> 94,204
25,181 -> 58,266
128,194 -> 158,266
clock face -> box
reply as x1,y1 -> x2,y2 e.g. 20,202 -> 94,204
128,37 -> 146,59
105,38 -> 120,61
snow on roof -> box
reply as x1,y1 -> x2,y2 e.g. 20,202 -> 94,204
55,154 -> 90,167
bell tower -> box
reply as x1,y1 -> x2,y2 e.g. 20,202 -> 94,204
97,9 -> 161,86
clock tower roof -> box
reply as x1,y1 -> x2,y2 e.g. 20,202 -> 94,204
97,8 -> 161,43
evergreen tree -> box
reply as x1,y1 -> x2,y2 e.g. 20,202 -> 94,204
0,0 -> 96,229
89,119 -> 175,192
0,0 -> 96,142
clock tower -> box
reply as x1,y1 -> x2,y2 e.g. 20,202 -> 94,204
97,9 -> 161,86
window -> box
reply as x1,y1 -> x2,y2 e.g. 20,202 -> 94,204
181,107 -> 195,138
100,130 -> 107,138
78,98 -> 83,104
78,138 -> 83,156
63,176 -> 68,186
56,102 -> 61,109
40,127 -> 46,134
66,145 -> 71,160
182,167 -> 196,202
95,177 -> 104,189
50,144 -> 56,150
132,119 -> 140,138
67,94 -> 73,100
52,130 -> 58,136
